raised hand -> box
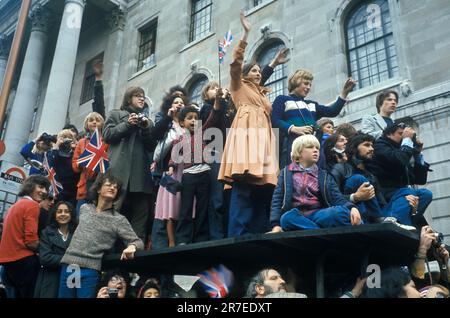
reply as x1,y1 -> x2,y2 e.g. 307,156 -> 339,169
240,10 -> 251,34
341,78 -> 357,99
270,48 -> 291,68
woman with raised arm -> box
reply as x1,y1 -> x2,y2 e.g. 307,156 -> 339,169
218,11 -> 279,238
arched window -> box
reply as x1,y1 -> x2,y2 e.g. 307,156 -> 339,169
257,41 -> 288,102
187,75 -> 208,108
345,0 -> 399,89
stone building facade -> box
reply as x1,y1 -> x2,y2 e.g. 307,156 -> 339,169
0,0 -> 449,241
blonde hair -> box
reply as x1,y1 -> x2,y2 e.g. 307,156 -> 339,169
83,112 -> 104,133
201,81 -> 220,102
288,69 -> 314,93
291,135 -> 320,162
57,129 -> 76,140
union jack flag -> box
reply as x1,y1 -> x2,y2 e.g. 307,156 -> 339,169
76,128 -> 109,173
218,31 -> 234,64
42,154 -> 63,197
197,264 -> 234,298
223,30 -> 234,49
218,40 -> 226,64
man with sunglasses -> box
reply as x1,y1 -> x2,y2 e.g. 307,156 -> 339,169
366,123 -> 432,227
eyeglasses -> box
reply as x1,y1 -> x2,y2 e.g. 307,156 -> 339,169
133,94 -> 145,100
109,276 -> 125,284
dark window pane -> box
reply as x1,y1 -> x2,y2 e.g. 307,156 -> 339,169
190,0 -> 212,42
80,53 -> 104,105
137,20 -> 158,72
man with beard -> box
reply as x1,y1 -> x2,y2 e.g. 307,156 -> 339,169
246,268 -> 292,298
330,133 -> 417,230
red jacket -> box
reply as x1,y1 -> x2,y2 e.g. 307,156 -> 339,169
0,198 -> 40,263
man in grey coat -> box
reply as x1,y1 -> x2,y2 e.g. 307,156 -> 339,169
361,90 -> 398,139
103,86 -> 156,242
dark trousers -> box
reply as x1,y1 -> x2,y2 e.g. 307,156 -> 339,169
3,255 -> 39,298
208,162 -> 226,240
116,191 -> 152,243
176,171 -> 211,244
228,182 -> 274,237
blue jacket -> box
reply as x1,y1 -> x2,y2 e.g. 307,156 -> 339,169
270,165 -> 356,227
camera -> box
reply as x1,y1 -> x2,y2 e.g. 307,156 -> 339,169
107,287 -> 118,298
137,113 -> 149,127
433,232 -> 444,248
59,139 -> 74,157
39,133 -> 57,145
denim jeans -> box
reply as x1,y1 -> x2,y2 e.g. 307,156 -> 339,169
281,206 -> 353,230
58,264 -> 99,298
344,175 -> 384,222
228,182 -> 273,237
382,187 -> 432,225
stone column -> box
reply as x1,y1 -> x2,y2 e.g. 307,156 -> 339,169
0,34 -> 9,91
2,5 -> 51,166
37,0 -> 86,136
103,7 -> 126,112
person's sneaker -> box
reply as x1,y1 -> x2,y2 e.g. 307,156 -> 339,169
393,222 -> 417,231
373,216 -> 398,224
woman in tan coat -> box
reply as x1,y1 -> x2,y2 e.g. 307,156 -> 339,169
219,11 -> 279,237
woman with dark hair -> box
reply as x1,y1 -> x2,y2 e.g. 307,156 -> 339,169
58,171 -> 143,298
151,95 -> 187,248
34,201 -> 77,298
137,277 -> 161,298
96,269 -> 131,299
323,134 -> 348,172
218,11 -> 279,237
361,267 -> 420,298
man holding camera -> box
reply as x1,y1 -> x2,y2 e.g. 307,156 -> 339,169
366,123 -> 433,227
20,133 -> 56,176
103,87 -> 157,243
411,226 -> 449,290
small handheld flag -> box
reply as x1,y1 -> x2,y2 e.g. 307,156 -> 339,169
223,30 -> 234,49
42,154 -> 63,197
77,128 -> 109,173
197,264 -> 234,298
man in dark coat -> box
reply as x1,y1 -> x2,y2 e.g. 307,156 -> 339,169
103,87 -> 157,242
366,123 -> 432,226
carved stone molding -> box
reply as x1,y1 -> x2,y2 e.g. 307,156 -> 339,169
107,8 -> 126,31
29,5 -> 52,33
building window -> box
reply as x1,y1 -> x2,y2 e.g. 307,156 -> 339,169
137,20 -> 158,72
190,0 -> 212,42
345,0 -> 399,89
80,53 -> 104,105
257,41 -> 288,102
188,75 -> 208,108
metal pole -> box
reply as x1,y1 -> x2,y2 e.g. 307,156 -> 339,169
0,0 -> 32,132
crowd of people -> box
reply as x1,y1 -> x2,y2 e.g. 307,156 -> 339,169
0,11 -> 447,299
